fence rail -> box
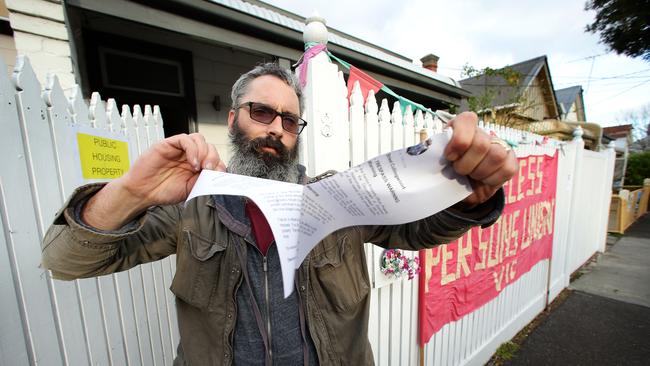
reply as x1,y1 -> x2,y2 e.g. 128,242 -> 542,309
0,53 -> 615,366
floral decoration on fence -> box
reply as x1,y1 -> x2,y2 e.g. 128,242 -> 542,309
380,249 -> 420,280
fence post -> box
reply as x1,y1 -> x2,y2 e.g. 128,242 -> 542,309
563,126 -> 585,283
300,15 -> 349,175
597,142 -> 617,252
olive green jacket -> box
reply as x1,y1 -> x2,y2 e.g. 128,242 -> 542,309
42,184 -> 502,365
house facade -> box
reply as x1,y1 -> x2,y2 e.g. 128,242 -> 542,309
459,56 -> 560,126
2,0 -> 469,163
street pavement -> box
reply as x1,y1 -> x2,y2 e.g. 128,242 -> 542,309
503,213 -> 650,366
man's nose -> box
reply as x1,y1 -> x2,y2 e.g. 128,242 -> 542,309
267,115 -> 284,137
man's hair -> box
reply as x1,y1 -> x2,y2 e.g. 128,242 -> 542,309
230,62 -> 304,114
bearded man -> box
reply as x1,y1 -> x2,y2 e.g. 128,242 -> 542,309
42,63 -> 517,365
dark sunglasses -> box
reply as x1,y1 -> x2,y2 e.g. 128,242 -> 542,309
238,102 -> 308,135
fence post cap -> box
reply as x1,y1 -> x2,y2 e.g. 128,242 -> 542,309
304,13 -> 328,45
572,125 -> 584,140
644,178 -> 650,186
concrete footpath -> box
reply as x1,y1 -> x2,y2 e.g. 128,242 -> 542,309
502,214 -> 650,366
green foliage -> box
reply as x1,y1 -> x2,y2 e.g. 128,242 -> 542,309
494,341 -> 520,361
625,151 -> 650,185
585,0 -> 650,61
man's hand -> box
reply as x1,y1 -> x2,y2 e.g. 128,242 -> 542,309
82,133 -> 225,230
444,112 -> 518,209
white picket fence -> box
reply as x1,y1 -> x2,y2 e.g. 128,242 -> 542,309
0,52 -> 615,366
0,56 -> 177,366
299,51 -> 616,366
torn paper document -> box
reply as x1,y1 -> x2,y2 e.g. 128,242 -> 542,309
186,131 -> 472,297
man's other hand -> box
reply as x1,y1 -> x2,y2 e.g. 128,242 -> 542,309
444,112 -> 518,209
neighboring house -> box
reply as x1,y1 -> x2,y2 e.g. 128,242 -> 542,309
459,55 -> 560,127
603,124 -> 634,187
459,55 -> 603,149
555,85 -> 586,122
1,0 -> 469,163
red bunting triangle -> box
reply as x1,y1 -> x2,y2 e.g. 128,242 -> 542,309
347,66 -> 384,106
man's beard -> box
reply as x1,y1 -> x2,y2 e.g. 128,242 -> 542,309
228,120 -> 300,183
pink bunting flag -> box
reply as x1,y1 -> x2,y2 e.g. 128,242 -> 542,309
297,44 -> 327,87
347,66 -> 384,106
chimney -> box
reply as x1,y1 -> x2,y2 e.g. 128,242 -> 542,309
420,54 -> 439,73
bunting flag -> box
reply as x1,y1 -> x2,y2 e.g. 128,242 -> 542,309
297,45 -> 439,118
347,66 -> 384,105
325,49 -> 435,117
297,44 -> 328,87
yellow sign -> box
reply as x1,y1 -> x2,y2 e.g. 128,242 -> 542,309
77,133 -> 130,179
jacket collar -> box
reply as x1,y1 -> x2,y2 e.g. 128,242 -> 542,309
209,195 -> 251,238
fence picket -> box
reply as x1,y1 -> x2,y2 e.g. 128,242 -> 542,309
90,92 -> 129,366
414,110 -> 424,146
153,105 -> 165,140
121,104 -> 154,366
389,281 -> 403,366
67,86 -> 118,366
409,278 -> 420,366
132,104 -> 166,366
89,92 -> 108,130
106,99 -> 122,133
0,55 -> 36,366
377,99 -> 390,156
391,102 -> 403,150
142,103 -> 174,365
13,55 -> 70,366
108,98 -> 137,366
43,73 -> 93,366
404,106 -> 415,147
153,107 -> 177,358
349,81 -> 364,166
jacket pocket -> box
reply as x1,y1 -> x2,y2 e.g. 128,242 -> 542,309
170,229 -> 228,311
312,236 -> 370,313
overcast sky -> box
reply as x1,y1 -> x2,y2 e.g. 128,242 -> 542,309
264,0 -> 649,127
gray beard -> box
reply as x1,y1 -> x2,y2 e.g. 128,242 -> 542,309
228,120 -> 300,183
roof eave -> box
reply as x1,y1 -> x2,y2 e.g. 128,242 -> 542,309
162,0 -> 469,101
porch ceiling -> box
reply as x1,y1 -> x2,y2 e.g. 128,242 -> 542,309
67,0 -> 470,105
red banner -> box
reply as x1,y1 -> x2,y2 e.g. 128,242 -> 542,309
418,153 -> 559,345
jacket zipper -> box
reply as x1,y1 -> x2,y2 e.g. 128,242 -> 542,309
263,256 -> 273,361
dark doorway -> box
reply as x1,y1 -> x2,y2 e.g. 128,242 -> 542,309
82,30 -> 197,137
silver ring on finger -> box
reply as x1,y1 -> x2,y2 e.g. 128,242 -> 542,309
490,138 -> 512,152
